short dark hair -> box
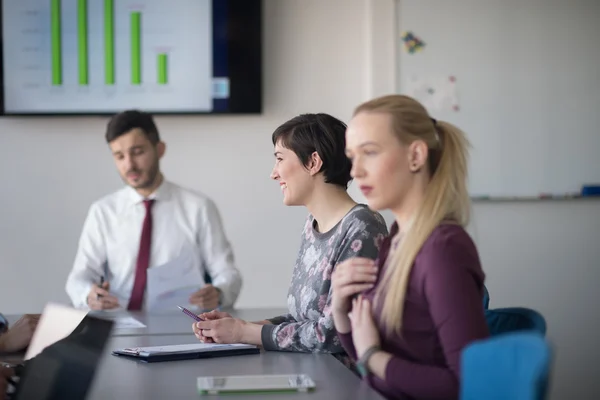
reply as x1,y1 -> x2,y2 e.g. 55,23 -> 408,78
272,113 -> 352,188
105,110 -> 160,144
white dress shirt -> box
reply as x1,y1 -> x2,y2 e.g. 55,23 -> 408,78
65,180 -> 242,310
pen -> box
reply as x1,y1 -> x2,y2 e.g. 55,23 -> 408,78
97,276 -> 105,300
178,306 -> 204,322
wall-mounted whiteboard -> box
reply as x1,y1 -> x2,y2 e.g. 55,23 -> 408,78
396,0 -> 600,197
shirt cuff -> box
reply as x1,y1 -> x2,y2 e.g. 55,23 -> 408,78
79,283 -> 94,309
215,287 -> 224,305
213,285 -> 231,309
260,324 -> 279,351
385,353 -> 410,383
336,331 -> 357,360
266,315 -> 288,325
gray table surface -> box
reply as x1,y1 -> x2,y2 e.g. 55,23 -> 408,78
96,307 -> 289,336
6,307 -> 288,337
89,334 -> 386,400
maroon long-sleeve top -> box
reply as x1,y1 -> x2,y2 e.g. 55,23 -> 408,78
337,222 -> 490,400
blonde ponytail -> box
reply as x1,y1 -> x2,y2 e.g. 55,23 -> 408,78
354,95 -> 471,336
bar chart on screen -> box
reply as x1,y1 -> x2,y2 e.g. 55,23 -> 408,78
2,0 -> 212,112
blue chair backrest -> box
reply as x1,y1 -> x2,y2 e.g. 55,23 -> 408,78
482,285 -> 490,310
485,307 -> 547,336
461,332 -> 552,400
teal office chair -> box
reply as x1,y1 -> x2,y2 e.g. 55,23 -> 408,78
461,332 -> 553,400
485,307 -> 547,336
483,285 -> 490,309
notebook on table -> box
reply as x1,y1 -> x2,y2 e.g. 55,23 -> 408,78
112,343 -> 259,363
197,374 -> 316,395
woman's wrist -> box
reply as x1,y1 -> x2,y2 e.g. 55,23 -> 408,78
367,351 -> 392,379
240,321 -> 263,346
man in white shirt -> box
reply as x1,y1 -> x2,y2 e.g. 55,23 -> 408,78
65,110 -> 242,311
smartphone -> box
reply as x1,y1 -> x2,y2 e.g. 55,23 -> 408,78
197,374 -> 316,395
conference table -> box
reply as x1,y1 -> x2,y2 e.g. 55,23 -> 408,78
3,308 -> 387,399
88,307 -> 291,336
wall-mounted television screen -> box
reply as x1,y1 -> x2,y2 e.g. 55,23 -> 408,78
0,0 -> 262,115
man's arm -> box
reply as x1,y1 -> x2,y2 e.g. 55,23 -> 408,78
65,203 -> 109,308
0,314 -> 40,353
198,199 -> 242,308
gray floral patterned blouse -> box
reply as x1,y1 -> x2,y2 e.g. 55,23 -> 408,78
260,204 -> 388,359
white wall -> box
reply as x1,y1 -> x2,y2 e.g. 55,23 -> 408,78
396,0 -> 600,198
0,0 -> 598,398
470,200 -> 600,400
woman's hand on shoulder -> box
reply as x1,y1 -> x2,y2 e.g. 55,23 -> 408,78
331,257 -> 378,314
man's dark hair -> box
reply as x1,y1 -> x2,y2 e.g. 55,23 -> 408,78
272,113 -> 352,188
105,110 -> 160,144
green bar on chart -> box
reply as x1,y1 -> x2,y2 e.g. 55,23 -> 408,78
51,0 -> 61,85
157,54 -> 168,84
130,12 -> 141,85
104,0 -> 114,85
77,0 -> 88,85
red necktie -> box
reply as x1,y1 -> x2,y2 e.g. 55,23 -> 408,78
127,199 -> 155,310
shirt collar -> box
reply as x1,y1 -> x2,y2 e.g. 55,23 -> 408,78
124,178 -> 172,207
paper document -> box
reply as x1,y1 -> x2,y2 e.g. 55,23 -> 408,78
113,316 -> 146,329
25,303 -> 87,360
88,311 -> 146,329
147,250 -> 204,311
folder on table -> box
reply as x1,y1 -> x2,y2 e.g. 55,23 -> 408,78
112,343 -> 259,363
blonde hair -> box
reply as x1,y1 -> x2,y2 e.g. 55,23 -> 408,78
354,94 -> 471,336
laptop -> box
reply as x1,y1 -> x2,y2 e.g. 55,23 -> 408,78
8,303 -> 113,400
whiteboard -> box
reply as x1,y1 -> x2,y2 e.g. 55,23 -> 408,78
396,0 -> 600,197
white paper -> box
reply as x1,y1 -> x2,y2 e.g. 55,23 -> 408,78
113,316 -> 146,329
25,303 -> 87,360
404,75 -> 459,113
146,250 -> 204,312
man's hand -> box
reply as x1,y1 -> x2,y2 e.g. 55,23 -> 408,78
0,314 -> 40,352
189,284 -> 221,310
87,281 -> 120,311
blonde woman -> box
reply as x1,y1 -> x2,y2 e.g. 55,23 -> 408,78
332,95 -> 489,399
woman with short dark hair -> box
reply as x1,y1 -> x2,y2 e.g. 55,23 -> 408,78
192,113 -> 388,364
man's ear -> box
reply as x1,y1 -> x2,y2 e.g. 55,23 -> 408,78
307,151 -> 323,176
157,142 -> 166,159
